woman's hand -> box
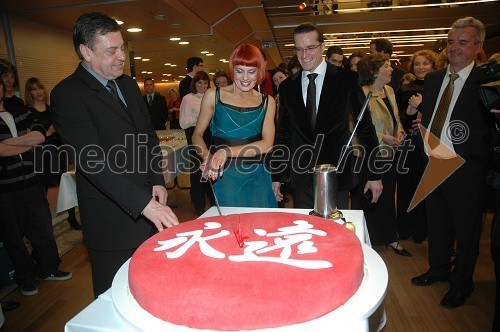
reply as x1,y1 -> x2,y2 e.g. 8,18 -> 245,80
411,115 -> 422,131
408,93 -> 422,109
202,148 -> 228,181
382,134 -> 402,147
272,182 -> 284,202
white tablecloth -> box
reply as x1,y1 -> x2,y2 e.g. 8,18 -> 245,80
65,208 -> 387,332
56,130 -> 187,214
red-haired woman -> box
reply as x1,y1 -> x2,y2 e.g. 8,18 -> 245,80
193,44 -> 279,207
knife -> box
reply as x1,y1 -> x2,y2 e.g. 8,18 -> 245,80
209,180 -> 244,248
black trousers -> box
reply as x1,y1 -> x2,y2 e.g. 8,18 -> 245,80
0,183 -> 61,285
87,247 -> 136,298
492,212 -> 500,332
184,126 -> 213,213
425,170 -> 484,294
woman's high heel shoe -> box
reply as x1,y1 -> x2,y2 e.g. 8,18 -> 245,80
386,243 -> 412,257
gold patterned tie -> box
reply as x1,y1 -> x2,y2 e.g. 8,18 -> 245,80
429,73 -> 459,148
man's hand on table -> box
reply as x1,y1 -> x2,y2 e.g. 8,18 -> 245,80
143,186 -> 179,231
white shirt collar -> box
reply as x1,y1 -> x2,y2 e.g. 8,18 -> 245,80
446,61 -> 475,81
302,60 -> 327,80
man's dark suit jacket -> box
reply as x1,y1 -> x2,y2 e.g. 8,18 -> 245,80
420,66 -> 492,187
275,62 -> 380,192
178,75 -> 192,100
51,63 -> 164,251
143,92 -> 168,130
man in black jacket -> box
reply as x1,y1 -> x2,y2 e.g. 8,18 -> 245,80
143,78 -> 168,130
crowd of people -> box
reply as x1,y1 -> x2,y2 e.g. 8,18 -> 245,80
1,10 -> 499,330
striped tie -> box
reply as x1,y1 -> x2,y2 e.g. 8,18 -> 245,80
429,73 -> 459,148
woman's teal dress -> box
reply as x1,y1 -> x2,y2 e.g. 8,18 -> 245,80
210,88 -> 277,208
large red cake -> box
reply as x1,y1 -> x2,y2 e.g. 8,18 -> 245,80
128,212 -> 364,331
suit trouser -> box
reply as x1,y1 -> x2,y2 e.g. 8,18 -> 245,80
292,188 -> 349,210
184,126 -> 213,212
87,247 -> 136,298
425,165 -> 484,294
0,183 -> 61,285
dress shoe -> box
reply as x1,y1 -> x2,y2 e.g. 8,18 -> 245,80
411,272 -> 449,286
440,288 -> 470,308
386,243 -> 412,257
1,300 -> 20,312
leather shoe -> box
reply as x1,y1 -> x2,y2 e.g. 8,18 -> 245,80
411,272 -> 449,286
440,289 -> 470,308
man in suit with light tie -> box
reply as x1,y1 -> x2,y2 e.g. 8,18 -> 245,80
273,23 -> 383,209
410,17 -> 494,308
51,12 -> 179,298
143,78 -> 168,130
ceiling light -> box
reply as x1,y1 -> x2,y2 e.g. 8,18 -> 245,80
127,28 -> 142,33
166,74 -> 172,76
219,59 -> 226,62
169,23 -> 183,29
134,56 -> 142,60
154,14 -> 168,21
162,73 -> 168,76
147,72 -> 153,74
142,58 -> 150,61
141,71 -> 147,73
115,20 -> 124,25
201,51 -> 209,54
170,37 -> 181,41
179,75 -> 185,78
179,41 -> 189,45
170,64 -> 177,67
206,53 -> 214,56
209,72 -> 215,75
164,63 -> 171,66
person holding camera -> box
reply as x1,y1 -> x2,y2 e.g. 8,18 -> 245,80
410,17 -> 495,309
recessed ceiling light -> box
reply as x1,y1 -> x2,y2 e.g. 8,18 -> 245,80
127,28 -> 142,33
166,74 -> 172,76
141,71 -> 147,73
209,72 -> 215,75
142,58 -> 150,61
170,37 -> 181,41
115,20 -> 124,25
154,14 -> 167,21
201,51 -> 209,54
162,73 -> 168,76
147,71 -> 153,74
179,41 -> 189,45
206,53 -> 214,56
169,23 -> 183,29
219,59 -> 226,62
179,75 -> 185,78
134,56 -> 142,60
164,63 -> 171,66
170,64 -> 177,67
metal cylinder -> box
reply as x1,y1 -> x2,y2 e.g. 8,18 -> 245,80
313,164 -> 338,218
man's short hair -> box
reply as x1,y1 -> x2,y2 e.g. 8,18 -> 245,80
144,77 -> 154,84
370,38 -> 393,55
451,16 -> 485,43
326,46 -> 343,59
73,12 -> 121,60
186,57 -> 203,73
293,23 -> 325,43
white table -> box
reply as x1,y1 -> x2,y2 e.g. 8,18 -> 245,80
55,130 -> 187,214
65,208 -> 387,332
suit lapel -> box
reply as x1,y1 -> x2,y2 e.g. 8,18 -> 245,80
422,69 -> 446,128
289,71 -> 313,137
75,64 -> 136,127
315,64 -> 338,132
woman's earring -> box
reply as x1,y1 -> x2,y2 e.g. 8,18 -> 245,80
258,84 -> 261,93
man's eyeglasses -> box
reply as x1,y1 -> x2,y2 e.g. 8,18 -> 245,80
294,44 -> 321,55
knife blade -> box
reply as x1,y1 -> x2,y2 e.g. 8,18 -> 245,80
209,180 -> 244,248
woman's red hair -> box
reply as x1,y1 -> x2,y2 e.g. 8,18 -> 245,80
228,44 -> 266,85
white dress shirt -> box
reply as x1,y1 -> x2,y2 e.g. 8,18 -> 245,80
301,60 -> 327,113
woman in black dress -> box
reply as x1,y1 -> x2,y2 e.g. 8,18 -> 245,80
396,50 -> 438,243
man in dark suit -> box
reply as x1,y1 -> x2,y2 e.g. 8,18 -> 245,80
410,17 -> 493,308
51,12 -> 178,298
370,38 -> 406,92
178,57 -> 203,99
143,78 -> 168,130
273,23 -> 383,209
